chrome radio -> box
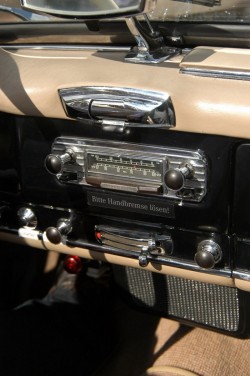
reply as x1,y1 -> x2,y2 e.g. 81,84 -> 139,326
45,137 -> 207,202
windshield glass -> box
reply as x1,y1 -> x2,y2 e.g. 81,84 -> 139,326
0,0 -> 249,23
150,0 -> 250,23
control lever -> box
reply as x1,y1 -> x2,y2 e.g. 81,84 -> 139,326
164,162 -> 194,191
195,239 -> 222,269
45,149 -> 76,175
95,225 -> 172,267
139,247 -> 150,267
46,218 -> 72,244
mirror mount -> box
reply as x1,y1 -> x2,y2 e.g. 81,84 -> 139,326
125,15 -> 181,64
21,0 -> 180,64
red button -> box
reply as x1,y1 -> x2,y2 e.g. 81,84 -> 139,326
95,231 -> 102,241
63,255 -> 82,274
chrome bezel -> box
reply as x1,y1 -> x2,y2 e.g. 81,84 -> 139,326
49,137 -> 207,202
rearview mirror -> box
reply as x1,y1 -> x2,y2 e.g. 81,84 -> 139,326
21,0 -> 157,18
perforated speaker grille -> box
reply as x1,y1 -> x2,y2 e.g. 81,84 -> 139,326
113,266 -> 239,332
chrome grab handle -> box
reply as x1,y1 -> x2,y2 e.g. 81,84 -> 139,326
59,86 -> 175,130
90,99 -> 127,121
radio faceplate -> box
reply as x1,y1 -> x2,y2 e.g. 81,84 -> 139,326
46,137 -> 207,202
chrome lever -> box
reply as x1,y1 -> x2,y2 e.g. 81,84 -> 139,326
95,225 -> 173,267
139,247 -> 150,267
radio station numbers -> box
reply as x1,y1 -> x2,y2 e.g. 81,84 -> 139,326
87,153 -> 162,182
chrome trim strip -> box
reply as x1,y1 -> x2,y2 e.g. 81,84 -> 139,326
180,67 -> 250,81
233,271 -> 250,282
67,238 -> 232,278
0,227 -> 229,277
0,229 -> 234,286
0,44 -> 130,52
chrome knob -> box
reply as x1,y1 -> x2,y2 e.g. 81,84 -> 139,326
17,207 -> 37,229
45,149 -> 75,175
195,239 -> 222,269
164,163 -> 194,191
46,218 -> 72,244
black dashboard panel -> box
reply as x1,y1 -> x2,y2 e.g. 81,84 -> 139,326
233,143 -> 250,236
1,112 -> 250,336
0,113 -> 241,270
0,116 -> 19,196
14,115 -> 236,231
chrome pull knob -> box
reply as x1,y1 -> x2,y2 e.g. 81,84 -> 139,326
195,239 -> 222,269
46,218 -> 72,244
17,207 -> 37,229
164,163 -> 194,191
45,149 -> 75,175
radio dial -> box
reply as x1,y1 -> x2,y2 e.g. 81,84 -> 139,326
45,149 -> 76,175
164,163 -> 194,191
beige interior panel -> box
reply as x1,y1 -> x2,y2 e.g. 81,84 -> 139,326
234,278 -> 250,292
0,46 -> 250,138
143,366 -> 199,376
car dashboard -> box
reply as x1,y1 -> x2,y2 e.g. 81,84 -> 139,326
0,43 -> 250,339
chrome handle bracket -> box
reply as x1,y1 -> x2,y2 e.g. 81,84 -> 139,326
59,86 -> 175,131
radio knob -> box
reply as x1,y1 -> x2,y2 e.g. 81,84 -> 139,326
45,149 -> 75,174
195,239 -> 222,269
46,218 -> 72,244
17,207 -> 37,229
164,163 -> 194,191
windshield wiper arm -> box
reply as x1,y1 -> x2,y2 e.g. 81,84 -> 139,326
172,0 -> 221,7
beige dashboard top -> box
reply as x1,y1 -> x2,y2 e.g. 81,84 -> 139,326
0,45 -> 250,139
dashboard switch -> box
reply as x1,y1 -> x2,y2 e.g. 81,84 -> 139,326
45,149 -> 76,175
46,218 -> 72,244
195,239 -> 222,269
95,225 -> 173,267
17,207 -> 37,229
63,255 -> 82,274
164,163 -> 194,191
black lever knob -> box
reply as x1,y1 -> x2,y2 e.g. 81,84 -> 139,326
164,163 -> 194,191
46,219 -> 72,244
45,149 -> 75,175
46,227 -> 62,244
195,239 -> 222,269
